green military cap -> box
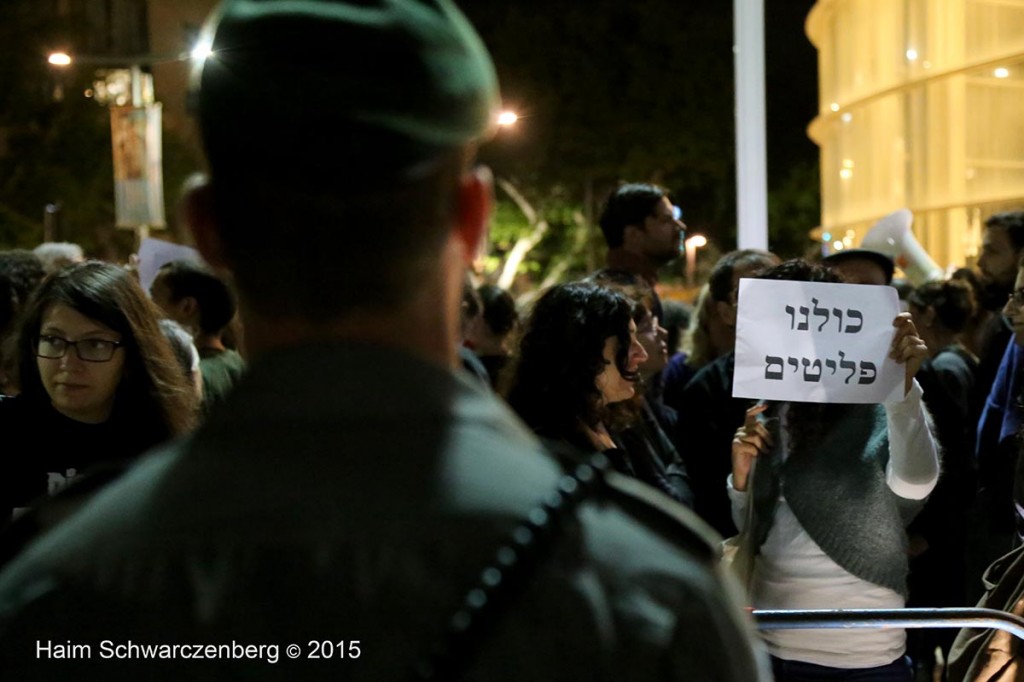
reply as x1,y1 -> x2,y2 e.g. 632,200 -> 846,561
191,0 -> 500,183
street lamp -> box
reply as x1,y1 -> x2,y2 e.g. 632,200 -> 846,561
684,234 -> 708,288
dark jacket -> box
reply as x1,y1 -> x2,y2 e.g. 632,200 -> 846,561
675,352 -> 749,537
0,343 -> 769,681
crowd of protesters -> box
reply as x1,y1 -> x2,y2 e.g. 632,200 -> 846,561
0,1 -> 1022,681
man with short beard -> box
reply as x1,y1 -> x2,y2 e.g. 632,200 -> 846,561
970,212 -> 1024,602
975,212 -> 1024,409
599,183 -> 686,321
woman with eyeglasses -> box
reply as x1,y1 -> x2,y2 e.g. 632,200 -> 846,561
0,260 -> 197,531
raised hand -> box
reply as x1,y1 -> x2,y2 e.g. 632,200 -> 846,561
890,313 -> 929,395
732,403 -> 773,492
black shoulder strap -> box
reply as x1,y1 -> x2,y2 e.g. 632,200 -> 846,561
413,449 -> 612,681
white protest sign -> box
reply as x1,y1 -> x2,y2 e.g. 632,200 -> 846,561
137,238 -> 203,294
732,278 -> 903,403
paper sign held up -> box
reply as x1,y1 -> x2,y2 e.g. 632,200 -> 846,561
137,238 -> 203,294
732,278 -> 903,404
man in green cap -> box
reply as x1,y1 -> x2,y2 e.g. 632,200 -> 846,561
0,1 -> 768,679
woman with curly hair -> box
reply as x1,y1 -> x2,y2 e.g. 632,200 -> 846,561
505,281 -> 648,459
730,259 -> 939,681
0,261 -> 198,526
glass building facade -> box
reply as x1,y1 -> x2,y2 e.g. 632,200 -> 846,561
807,0 -> 1024,270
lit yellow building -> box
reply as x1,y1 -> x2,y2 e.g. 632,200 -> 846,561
807,0 -> 1024,270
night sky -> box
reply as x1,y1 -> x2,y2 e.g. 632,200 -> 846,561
458,0 -> 822,247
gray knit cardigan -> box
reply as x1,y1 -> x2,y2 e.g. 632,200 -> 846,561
750,403 -> 926,598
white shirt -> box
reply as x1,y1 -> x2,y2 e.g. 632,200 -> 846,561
728,380 -> 938,668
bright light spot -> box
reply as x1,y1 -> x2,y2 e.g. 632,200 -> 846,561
497,111 -> 518,126
83,88 -> 94,98
829,102 -> 840,112
48,52 -> 72,66
686,234 -> 707,248
995,67 -> 1010,79
833,241 -> 845,250
822,232 -> 832,242
839,168 -> 853,180
841,112 -> 853,123
842,159 -> 855,169
906,49 -> 918,61
191,38 -> 214,62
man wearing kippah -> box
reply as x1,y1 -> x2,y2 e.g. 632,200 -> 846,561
0,2 -> 768,679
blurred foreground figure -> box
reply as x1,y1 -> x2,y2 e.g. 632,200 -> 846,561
0,1 -> 767,680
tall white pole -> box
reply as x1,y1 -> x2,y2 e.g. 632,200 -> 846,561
733,0 -> 769,250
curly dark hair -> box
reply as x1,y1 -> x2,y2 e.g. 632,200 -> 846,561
505,282 -> 637,447
14,261 -> 198,441
585,268 -> 654,324
906,279 -> 976,333
757,259 -> 845,457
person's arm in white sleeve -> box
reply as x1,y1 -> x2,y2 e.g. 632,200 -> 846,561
884,314 -> 940,500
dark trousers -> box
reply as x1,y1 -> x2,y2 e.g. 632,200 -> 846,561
770,655 -> 913,681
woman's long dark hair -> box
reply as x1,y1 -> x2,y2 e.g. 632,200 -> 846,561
505,282 -> 637,446
14,261 -> 198,442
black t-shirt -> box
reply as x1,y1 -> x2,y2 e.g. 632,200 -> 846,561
0,395 -> 155,521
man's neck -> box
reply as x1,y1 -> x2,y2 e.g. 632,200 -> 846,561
238,290 -> 458,371
606,247 -> 659,284
194,333 -> 227,353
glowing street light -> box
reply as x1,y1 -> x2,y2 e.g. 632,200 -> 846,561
190,38 -> 214,63
684,234 -> 708,287
497,110 -> 518,126
48,52 -> 73,66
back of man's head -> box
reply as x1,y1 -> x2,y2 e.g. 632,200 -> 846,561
598,184 -> 667,249
708,249 -> 780,304
985,211 -> 1024,251
190,0 -> 499,319
156,260 -> 237,336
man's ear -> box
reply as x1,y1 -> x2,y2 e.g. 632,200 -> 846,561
179,296 -> 200,320
182,175 -> 227,269
621,223 -> 645,250
455,165 -> 492,264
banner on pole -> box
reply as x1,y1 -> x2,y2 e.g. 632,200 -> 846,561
111,104 -> 165,229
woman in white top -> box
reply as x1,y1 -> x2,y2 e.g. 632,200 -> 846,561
731,260 -> 939,681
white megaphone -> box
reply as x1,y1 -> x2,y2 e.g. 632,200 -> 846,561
860,209 -> 944,285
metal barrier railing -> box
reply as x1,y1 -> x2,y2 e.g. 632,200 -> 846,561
753,608 -> 1024,642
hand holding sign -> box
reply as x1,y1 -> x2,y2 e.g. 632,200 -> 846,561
890,312 -> 929,395
731,404 -> 773,492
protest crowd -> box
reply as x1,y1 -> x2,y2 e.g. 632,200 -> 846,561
0,1 -> 1022,681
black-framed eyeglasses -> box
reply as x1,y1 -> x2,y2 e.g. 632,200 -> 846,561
35,335 -> 124,363
1009,288 -> 1024,307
